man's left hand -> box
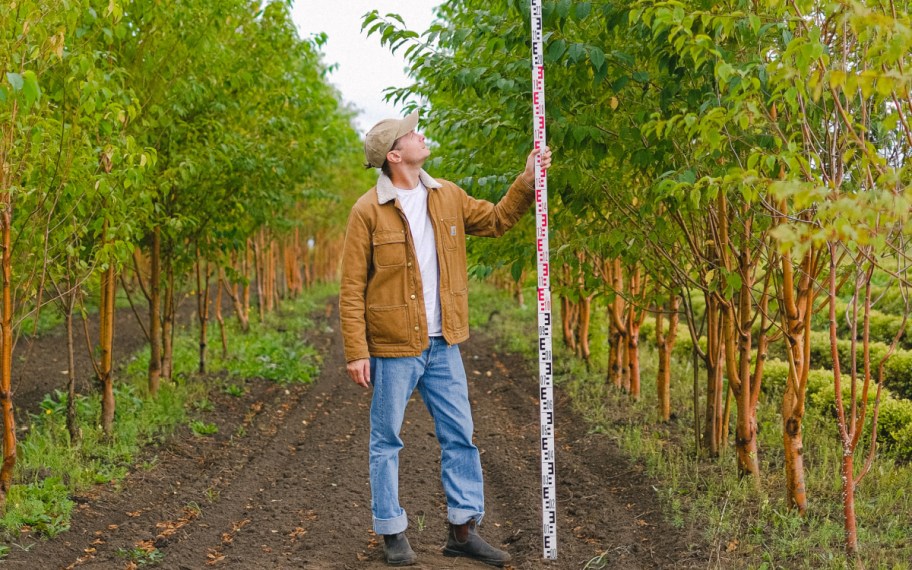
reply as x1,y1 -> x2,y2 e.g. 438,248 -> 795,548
522,146 -> 553,187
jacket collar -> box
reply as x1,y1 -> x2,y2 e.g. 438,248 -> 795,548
376,169 -> 442,205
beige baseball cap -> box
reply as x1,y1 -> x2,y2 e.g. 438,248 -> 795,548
363,110 -> 419,168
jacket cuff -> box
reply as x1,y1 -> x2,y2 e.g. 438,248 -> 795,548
516,173 -> 535,193
345,350 -> 370,363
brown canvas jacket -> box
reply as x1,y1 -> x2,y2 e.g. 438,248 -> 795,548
339,169 -> 534,362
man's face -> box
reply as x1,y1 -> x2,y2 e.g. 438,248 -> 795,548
388,130 -> 430,167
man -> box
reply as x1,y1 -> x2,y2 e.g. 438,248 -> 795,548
340,110 -> 552,567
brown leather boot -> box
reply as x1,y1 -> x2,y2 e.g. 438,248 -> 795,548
443,520 -> 511,567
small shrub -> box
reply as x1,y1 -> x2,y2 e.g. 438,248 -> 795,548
760,359 -> 790,395
877,398 -> 912,460
190,421 -> 218,437
884,351 -> 912,400
192,398 -> 214,412
0,477 -> 73,537
639,319 -> 656,343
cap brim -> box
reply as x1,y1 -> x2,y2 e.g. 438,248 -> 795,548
395,110 -> 419,139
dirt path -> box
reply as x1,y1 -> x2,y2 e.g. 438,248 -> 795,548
4,302 -> 703,569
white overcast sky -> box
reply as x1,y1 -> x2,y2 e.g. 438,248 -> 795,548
291,1 -> 437,134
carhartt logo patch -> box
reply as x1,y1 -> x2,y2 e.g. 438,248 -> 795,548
450,226 -> 456,236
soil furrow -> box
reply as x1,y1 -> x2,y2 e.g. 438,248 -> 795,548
5,301 -> 702,569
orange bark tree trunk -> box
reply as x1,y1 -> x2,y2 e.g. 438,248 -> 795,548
704,294 -> 724,458
625,264 -> 649,401
606,258 -> 627,389
0,205 -> 17,503
656,294 -> 680,422
718,204 -> 768,486
778,246 -> 821,514
826,244 -> 898,557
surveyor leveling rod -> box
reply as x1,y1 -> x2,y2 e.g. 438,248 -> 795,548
530,0 -> 557,560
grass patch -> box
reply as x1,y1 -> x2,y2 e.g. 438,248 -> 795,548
1,283 -> 334,542
468,279 -> 912,569
116,545 -> 164,566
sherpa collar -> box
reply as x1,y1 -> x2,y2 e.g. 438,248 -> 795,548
376,169 -> 443,204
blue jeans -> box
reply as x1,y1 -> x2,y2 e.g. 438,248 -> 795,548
369,337 -> 485,535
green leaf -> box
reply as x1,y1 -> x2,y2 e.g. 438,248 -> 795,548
568,43 -> 586,64
725,271 -> 742,293
6,72 -> 23,91
611,75 -> 629,92
511,259 -> 524,282
22,71 -> 40,106
547,39 -> 567,62
574,2 -> 592,20
588,46 -> 606,72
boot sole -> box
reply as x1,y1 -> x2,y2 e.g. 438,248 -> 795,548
385,557 -> 417,567
443,547 -> 509,567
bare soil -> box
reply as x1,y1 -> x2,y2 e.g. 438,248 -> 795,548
2,301 -> 705,569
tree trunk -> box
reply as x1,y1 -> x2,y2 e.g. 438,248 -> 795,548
656,295 -> 680,421
704,295 -> 724,458
242,242 -> 252,327
148,226 -> 162,395
65,297 -> 80,444
561,295 -> 576,353
196,248 -> 209,374
196,252 -> 211,374
99,263 -> 116,437
0,207 -> 17,503
161,260 -> 174,382
578,294 -> 591,365
608,325 -> 622,387
841,453 -> 858,557
216,268 -> 228,358
779,248 -> 817,514
782,400 -> 807,512
626,309 -> 641,400
253,234 -> 265,321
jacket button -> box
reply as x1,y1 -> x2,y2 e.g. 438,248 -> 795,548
414,325 -> 419,331
410,294 -> 416,299
407,262 -> 413,267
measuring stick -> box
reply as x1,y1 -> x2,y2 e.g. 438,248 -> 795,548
530,0 -> 557,560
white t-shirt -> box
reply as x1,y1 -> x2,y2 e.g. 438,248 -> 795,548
396,181 -> 442,336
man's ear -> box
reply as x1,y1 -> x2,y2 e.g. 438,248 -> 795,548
386,149 -> 402,165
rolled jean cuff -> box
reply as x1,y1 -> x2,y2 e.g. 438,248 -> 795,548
373,512 -> 408,536
448,508 -> 484,526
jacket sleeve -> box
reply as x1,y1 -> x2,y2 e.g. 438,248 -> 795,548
461,174 -> 535,237
339,206 -> 372,362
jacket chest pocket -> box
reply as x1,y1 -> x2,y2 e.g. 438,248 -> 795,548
373,230 -> 407,267
441,217 -> 459,251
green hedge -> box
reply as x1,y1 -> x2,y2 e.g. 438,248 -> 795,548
761,359 -> 912,461
809,299 -> 912,349
618,315 -> 912,459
